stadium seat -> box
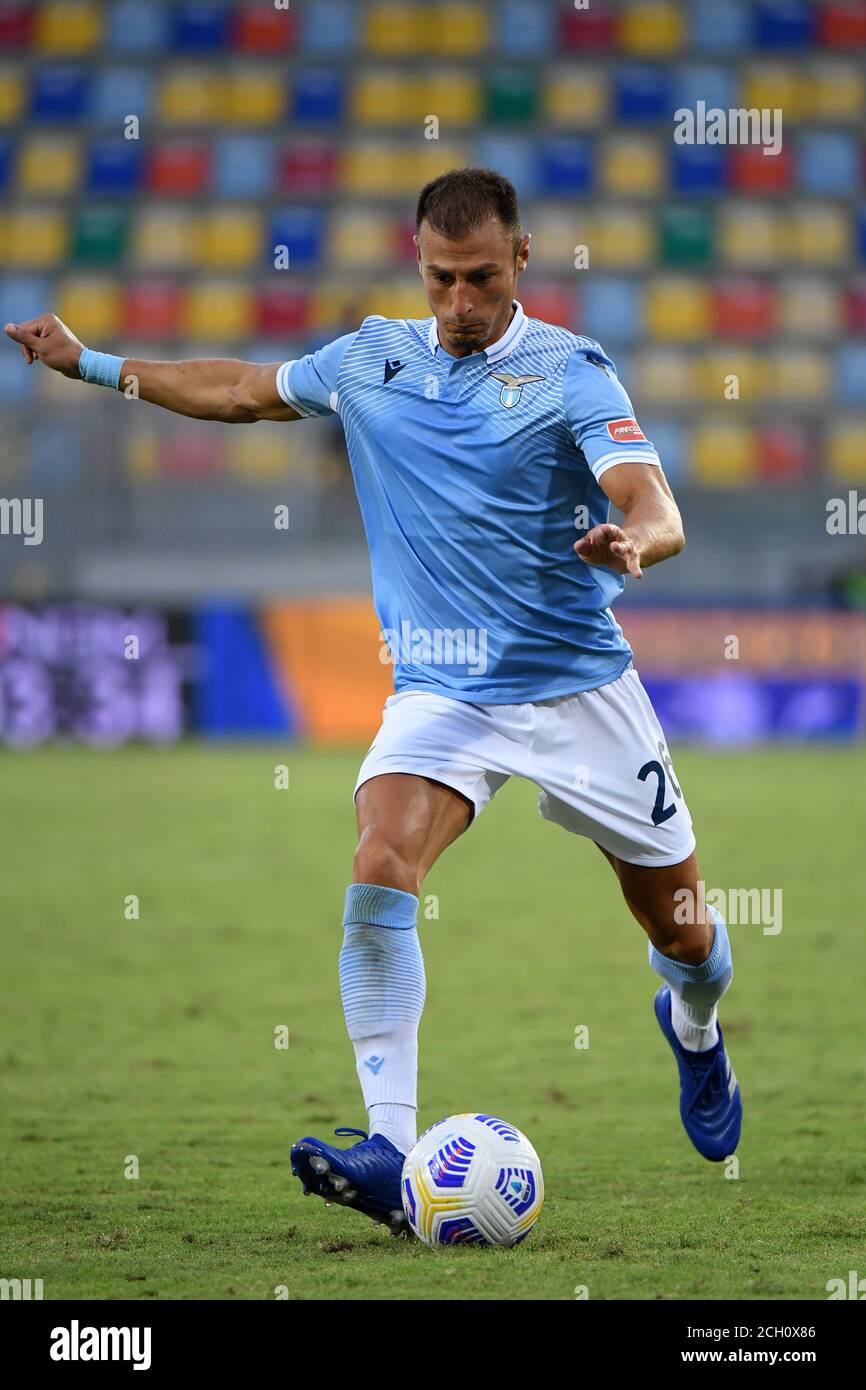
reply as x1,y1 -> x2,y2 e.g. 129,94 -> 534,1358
741,63 -> 805,120
696,348 -> 766,404
538,137 -> 593,196
798,132 -> 860,197
257,286 -> 310,337
213,135 -> 273,198
690,0 -> 750,53
827,420 -> 866,479
146,140 -> 210,195
768,349 -> 831,402
719,204 -> 782,267
0,350 -> 35,405
4,209 -> 67,267
819,2 -> 866,47
581,278 -> 641,344
0,275 -> 53,328
85,139 -> 143,194
645,277 -> 713,341
72,206 -> 128,266
693,422 -> 759,484
808,60 -> 865,122
342,141 -> 405,196
170,2 -> 230,53
182,282 -> 253,340
126,429 -> 159,482
619,2 -> 684,55
56,277 -> 121,340
638,419 -> 685,480
200,209 -> 261,270
162,431 -> 223,479
846,283 -> 866,334
292,69 -> 345,123
672,64 -> 736,116
544,68 -> 607,127
778,278 -> 841,339
786,204 -> 850,265
432,3 -> 489,56
557,9 -> 614,48
158,67 -> 222,124
360,280 -> 428,321
18,135 -> 80,197
530,206 -> 589,271
225,428 -> 290,481
495,0 -> 554,58
224,68 -> 284,125
590,208 -> 654,268
0,67 -> 24,122
363,2 -> 425,54
422,71 -> 482,126
393,215 -> 418,266
858,206 -> 866,263
600,135 -> 663,198
28,423 -> 84,486
133,209 -> 199,269
758,424 -> 811,481
309,282 -> 370,332
614,66 -> 670,123
728,144 -> 793,193
473,135 -> 539,199
520,284 -> 575,331
352,71 -> 418,125
124,282 -> 183,339
837,346 -> 866,407
91,67 -> 153,123
753,0 -> 814,49
633,348 -> 695,405
670,144 -> 726,194
0,5 -> 32,48
301,0 -> 357,55
278,142 -> 338,194
30,66 -> 90,120
0,137 -> 10,194
329,210 -> 393,268
106,0 -> 169,53
35,1 -> 101,54
713,279 -> 776,338
486,69 -> 539,124
659,206 -> 715,267
231,3 -> 294,52
268,209 -> 326,270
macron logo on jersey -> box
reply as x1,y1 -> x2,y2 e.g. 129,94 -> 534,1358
607,418 -> 647,443
383,358 -> 406,384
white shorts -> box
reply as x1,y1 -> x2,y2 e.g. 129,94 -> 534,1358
353,665 -> 696,868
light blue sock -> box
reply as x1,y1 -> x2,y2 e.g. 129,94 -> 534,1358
339,882 -> 425,1154
648,907 -> 733,1008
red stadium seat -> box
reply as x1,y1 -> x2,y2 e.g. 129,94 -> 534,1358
393,216 -> 418,265
712,280 -> 776,338
728,145 -> 793,194
232,2 -> 294,52
257,286 -> 310,336
758,424 -> 811,481
520,284 -> 575,331
162,432 -> 222,479
124,282 -> 183,338
557,9 -> 614,48
277,143 -> 338,193
846,282 -> 866,333
0,4 -> 32,47
819,2 -> 866,46
147,141 -> 210,196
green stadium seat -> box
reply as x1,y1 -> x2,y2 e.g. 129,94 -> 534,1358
486,69 -> 538,124
72,206 -> 128,265
659,206 -> 715,268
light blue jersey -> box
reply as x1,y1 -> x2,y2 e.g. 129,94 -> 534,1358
276,300 -> 661,703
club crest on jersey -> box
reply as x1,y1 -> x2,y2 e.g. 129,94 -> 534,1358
490,371 -> 545,408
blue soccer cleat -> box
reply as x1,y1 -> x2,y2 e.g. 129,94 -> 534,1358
654,985 -> 742,1162
290,1126 -> 409,1235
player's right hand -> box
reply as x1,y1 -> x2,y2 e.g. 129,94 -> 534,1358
4,314 -> 85,378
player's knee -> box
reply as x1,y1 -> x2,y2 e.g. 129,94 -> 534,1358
643,914 -> 713,964
352,830 -> 420,896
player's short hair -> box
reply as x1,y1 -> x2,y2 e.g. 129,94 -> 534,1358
415,167 -> 522,254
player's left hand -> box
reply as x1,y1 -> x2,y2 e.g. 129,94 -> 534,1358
574,523 -> 643,579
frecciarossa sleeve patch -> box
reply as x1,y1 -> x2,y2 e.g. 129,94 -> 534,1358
606,418 -> 647,443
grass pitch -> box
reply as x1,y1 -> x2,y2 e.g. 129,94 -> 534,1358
1,743 -> 864,1301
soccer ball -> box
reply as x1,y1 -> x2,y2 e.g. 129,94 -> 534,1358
401,1113 -> 544,1247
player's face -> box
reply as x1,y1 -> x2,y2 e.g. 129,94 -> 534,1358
416,220 -> 531,358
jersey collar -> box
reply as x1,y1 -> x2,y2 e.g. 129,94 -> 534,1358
427,300 -> 527,364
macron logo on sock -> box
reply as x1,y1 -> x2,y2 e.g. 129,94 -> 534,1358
364,1055 -> 385,1075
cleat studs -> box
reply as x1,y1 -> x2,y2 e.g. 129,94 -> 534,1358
330,1175 -> 348,1192
342,1189 -> 357,1203
309,1156 -> 329,1176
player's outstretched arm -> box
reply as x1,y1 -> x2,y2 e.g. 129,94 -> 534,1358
3,313 -> 300,423
574,462 -> 684,580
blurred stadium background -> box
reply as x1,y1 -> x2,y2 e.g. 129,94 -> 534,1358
1,0 -> 865,746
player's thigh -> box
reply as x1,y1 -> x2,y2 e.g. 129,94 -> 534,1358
353,772 -> 473,893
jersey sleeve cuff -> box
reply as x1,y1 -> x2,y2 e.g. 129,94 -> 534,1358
589,448 -> 661,482
275,361 -> 317,417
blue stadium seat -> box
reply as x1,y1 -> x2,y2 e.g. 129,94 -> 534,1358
0,350 -> 35,404
691,0 -> 750,54
496,0 -> 554,57
798,133 -> 860,198
537,136 -> 593,195
29,424 -> 83,486
106,0 -> 168,52
614,66 -> 670,123
472,134 -> 539,199
30,66 -> 90,121
0,276 -> 53,328
858,206 -> 866,262
672,65 -> 736,116
90,67 -> 153,123
0,137 -> 12,193
170,1 -> 230,53
638,419 -> 685,481
292,70 -> 345,123
301,0 -> 358,55
582,278 -> 640,344
753,0 -> 814,50
268,209 -> 326,270
837,345 -> 866,406
213,135 -> 274,198
86,139 -> 143,193
671,144 -> 727,194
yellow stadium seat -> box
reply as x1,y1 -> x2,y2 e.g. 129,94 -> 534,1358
127,431 -> 160,482
5,209 -> 67,267
693,423 -> 759,484
696,349 -> 766,405
361,279 -> 429,321
421,71 -> 482,125
431,3 -> 488,56
778,278 -> 841,339
544,69 -> 607,126
364,3 -> 427,54
645,277 -> 712,342
17,136 -> 80,197
808,60 -> 865,122
633,348 -> 695,406
828,421 -> 866,480
224,69 -> 283,125
181,282 -> 254,340
56,278 -> 121,340
591,208 -> 654,269
529,207 -> 588,270
600,135 -> 663,198
226,427 -> 291,482
786,204 -> 850,266
620,1 -> 683,55
35,0 -> 101,53
0,66 -> 24,122
310,282 -> 371,331
741,64 -> 806,122
352,71 -> 418,125
342,141 -> 405,195
158,69 -> 223,125
329,210 -> 393,268
768,350 -> 831,403
719,204 -> 781,267
199,208 -> 261,270
133,209 -> 199,268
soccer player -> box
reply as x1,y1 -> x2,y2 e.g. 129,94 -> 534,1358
5,167 -> 741,1234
